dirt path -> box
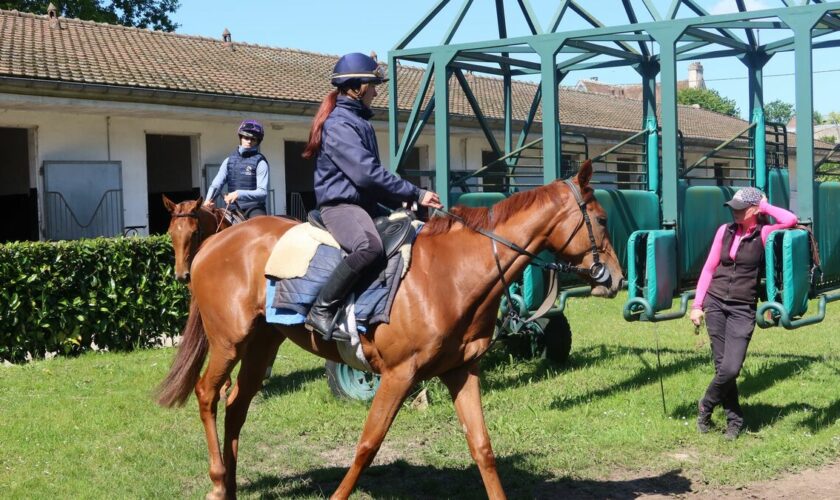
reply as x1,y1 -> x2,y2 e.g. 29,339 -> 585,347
638,461 -> 840,499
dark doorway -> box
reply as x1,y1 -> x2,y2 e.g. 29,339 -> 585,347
481,150 -> 505,192
285,141 -> 315,220
0,127 -> 37,242
146,134 -> 198,234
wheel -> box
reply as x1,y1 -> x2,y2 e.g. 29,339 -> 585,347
542,313 -> 572,364
325,361 -> 381,401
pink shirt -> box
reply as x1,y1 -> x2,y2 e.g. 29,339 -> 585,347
693,199 -> 798,310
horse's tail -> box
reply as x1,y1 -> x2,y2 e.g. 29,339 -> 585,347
156,299 -> 208,408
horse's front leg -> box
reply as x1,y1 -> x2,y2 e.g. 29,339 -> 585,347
195,343 -> 240,500
331,365 -> 416,500
223,327 -> 285,496
440,363 -> 506,500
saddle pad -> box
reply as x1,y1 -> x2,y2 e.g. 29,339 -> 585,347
265,223 -> 340,280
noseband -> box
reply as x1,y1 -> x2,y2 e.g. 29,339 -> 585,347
436,180 -> 611,324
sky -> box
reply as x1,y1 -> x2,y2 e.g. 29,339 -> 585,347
172,0 -> 840,121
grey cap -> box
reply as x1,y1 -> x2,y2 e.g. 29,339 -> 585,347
724,187 -> 763,210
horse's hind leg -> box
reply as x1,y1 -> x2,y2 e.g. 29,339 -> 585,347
332,366 -> 416,500
195,340 -> 241,500
440,364 -> 506,500
222,325 -> 285,495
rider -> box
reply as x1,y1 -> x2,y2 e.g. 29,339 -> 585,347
302,52 -> 443,341
204,120 -> 270,219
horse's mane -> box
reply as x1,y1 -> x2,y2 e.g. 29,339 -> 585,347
422,182 -> 563,236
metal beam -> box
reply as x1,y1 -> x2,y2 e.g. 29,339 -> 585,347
441,0 -> 474,45
738,0 -> 760,48
393,62 -> 435,173
395,0 -> 451,50
568,0 -> 641,55
517,0 -> 543,35
455,51 -> 541,70
453,69 -> 503,158
548,0 -> 571,33
684,27 -> 750,51
622,0 -> 651,56
433,51 -> 455,207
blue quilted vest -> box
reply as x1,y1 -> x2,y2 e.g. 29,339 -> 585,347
226,148 -> 266,211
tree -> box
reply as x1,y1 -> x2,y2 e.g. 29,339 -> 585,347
677,87 -> 740,117
764,100 -> 795,124
813,110 -> 825,125
0,0 -> 180,32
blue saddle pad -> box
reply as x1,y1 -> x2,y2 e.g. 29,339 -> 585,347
265,244 -> 405,329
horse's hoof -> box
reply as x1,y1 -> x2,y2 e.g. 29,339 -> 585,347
205,488 -> 227,500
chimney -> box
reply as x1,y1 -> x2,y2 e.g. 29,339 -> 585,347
222,28 -> 232,43
688,61 -> 706,89
47,2 -> 60,28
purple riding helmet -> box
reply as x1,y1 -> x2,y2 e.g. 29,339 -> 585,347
237,120 -> 264,143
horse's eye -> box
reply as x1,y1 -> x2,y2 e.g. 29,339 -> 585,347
596,216 -> 607,226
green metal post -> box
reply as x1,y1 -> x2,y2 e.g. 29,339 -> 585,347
782,11 -> 824,224
532,40 -> 563,183
650,28 -> 683,227
638,60 -> 660,193
742,51 -> 769,191
433,51 -> 455,207
752,107 -> 766,190
388,54 -> 400,173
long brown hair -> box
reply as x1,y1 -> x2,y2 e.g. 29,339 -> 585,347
302,89 -> 339,159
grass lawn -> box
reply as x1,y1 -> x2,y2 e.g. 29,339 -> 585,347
2,292 -> 839,499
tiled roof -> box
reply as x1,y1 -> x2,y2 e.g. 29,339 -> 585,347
0,9 -> 773,143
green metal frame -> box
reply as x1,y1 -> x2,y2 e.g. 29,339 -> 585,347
388,1 -> 840,326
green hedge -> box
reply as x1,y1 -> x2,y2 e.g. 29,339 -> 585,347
0,236 -> 189,362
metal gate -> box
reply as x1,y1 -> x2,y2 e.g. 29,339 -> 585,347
42,161 -> 123,240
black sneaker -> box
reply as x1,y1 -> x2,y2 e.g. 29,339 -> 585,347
697,401 -> 714,434
724,422 -> 743,441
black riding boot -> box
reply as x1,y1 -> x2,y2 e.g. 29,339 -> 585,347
305,260 -> 360,341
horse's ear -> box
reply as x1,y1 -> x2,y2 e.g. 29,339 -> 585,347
577,159 -> 593,188
194,197 -> 204,212
162,194 -> 176,213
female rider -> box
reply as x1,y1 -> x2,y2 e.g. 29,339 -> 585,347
302,52 -> 442,341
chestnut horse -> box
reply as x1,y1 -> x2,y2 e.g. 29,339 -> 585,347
156,161 -> 624,499
162,195 -> 231,282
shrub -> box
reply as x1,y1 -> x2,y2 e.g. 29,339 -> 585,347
0,236 -> 188,362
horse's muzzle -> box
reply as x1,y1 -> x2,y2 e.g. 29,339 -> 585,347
175,271 -> 191,283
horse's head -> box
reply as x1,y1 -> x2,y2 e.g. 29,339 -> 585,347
545,160 -> 624,298
164,195 -> 206,283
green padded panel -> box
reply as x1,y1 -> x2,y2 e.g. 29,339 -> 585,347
767,168 -> 790,210
627,229 -> 677,313
455,192 -> 507,208
594,189 -> 661,274
815,181 -> 840,285
765,230 -> 811,318
522,250 -> 554,310
678,186 -> 736,282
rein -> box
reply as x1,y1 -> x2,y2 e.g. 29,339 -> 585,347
434,180 -> 611,326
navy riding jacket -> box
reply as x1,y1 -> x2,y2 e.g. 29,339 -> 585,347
315,96 -> 422,215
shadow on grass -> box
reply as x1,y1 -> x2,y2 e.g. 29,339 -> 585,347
548,346 -> 710,411
260,367 -> 324,398
240,454 -> 692,499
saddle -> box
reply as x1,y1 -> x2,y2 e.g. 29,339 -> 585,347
307,209 -> 416,260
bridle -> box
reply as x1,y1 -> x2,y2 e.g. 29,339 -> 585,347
435,179 -> 611,324
171,211 -> 204,259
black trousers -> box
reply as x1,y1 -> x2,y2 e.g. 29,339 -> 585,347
320,204 -> 384,273
700,293 -> 756,428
